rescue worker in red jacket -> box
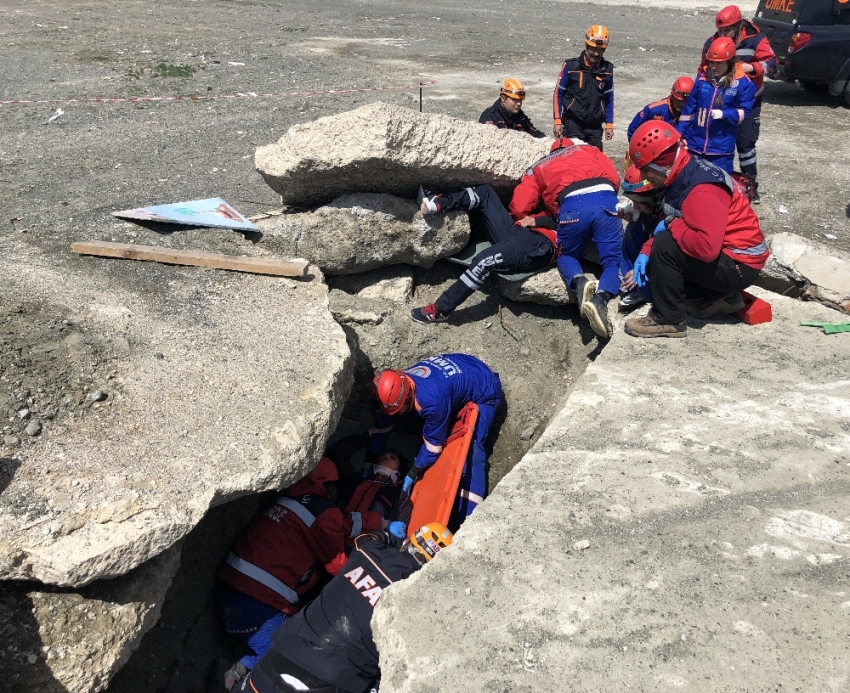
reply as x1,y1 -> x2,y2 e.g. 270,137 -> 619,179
236,524 -> 453,693
479,78 -> 546,138
699,4 -> 777,202
624,121 -> 769,338
510,137 -> 622,338
218,457 -> 385,688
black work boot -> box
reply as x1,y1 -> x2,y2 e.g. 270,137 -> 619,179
570,275 -> 597,310
751,178 -> 760,204
582,291 -> 613,338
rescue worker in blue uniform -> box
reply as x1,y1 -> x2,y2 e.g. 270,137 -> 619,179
676,36 -> 756,174
626,76 -> 694,142
369,353 -> 503,519
237,524 -> 453,693
699,4 -> 777,202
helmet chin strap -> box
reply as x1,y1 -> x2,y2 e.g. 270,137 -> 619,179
646,143 -> 685,186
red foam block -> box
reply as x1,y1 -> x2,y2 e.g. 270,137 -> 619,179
733,291 -> 772,325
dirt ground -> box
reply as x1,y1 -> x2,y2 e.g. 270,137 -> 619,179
1,0 -> 848,691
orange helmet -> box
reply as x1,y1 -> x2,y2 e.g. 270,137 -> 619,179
585,25 -> 609,48
371,369 -> 412,415
406,522 -> 453,564
670,76 -> 694,102
500,78 -> 526,101
715,5 -> 742,28
706,36 -> 736,62
629,121 -> 681,168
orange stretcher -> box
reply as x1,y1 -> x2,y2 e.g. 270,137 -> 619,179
408,402 -> 479,531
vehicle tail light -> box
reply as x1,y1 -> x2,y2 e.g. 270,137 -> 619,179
788,32 -> 811,54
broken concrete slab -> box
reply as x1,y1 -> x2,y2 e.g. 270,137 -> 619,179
374,287 -> 850,691
497,266 -> 573,306
0,241 -> 352,587
757,233 -> 850,313
255,102 -> 553,206
0,545 -> 180,693
256,194 -> 469,275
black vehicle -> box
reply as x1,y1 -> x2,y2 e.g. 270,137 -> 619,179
753,0 -> 850,104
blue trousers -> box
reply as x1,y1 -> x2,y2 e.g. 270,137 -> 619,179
619,220 -> 653,301
220,586 -> 290,670
690,151 -> 734,174
555,189 -> 622,296
456,382 -> 503,518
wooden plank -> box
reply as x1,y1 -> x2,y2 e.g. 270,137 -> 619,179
71,241 -> 309,277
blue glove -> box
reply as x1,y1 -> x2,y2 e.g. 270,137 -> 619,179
654,220 -> 666,236
388,521 -> 408,540
633,254 -> 649,288
402,476 -> 414,494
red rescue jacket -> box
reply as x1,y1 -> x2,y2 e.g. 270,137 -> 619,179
509,143 -> 621,221
218,490 -> 381,614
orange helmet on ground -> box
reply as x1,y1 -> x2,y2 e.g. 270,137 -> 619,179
715,5 -> 742,28
585,25 -> 609,48
500,78 -> 526,101
371,369 -> 412,416
670,76 -> 694,102
406,522 -> 453,564
629,121 -> 681,168
706,36 -> 736,62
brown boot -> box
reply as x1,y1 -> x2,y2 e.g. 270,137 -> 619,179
625,311 -> 687,338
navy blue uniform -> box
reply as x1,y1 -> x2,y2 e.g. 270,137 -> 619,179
479,99 -> 546,138
626,97 -> 680,140
370,354 -> 503,517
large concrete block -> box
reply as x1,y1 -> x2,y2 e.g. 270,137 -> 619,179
374,288 -> 850,691
757,232 -> 850,313
255,102 -> 552,206
257,194 -> 469,274
0,241 -> 352,587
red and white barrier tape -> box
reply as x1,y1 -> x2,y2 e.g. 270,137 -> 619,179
0,81 -> 437,107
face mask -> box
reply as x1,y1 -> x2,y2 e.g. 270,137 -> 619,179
373,465 -> 399,483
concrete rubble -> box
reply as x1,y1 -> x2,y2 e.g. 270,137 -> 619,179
375,287 -> 850,691
757,232 -> 850,313
0,238 -> 352,690
0,546 -> 180,693
255,102 -> 552,206
497,266 -> 573,306
256,194 -> 469,274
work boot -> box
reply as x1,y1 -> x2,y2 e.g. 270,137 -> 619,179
570,275 -> 597,311
751,179 -> 760,204
624,310 -> 687,338
686,292 -> 745,319
582,291 -> 613,338
618,291 -> 647,313
224,662 -> 248,693
410,303 -> 450,324
417,185 -> 448,215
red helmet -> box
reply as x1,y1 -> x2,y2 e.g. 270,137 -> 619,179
628,121 -> 681,168
706,36 -> 736,62
288,456 -> 339,496
715,5 -> 742,28
371,369 -> 412,415
621,165 -> 654,193
550,137 -> 576,152
670,76 -> 694,102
